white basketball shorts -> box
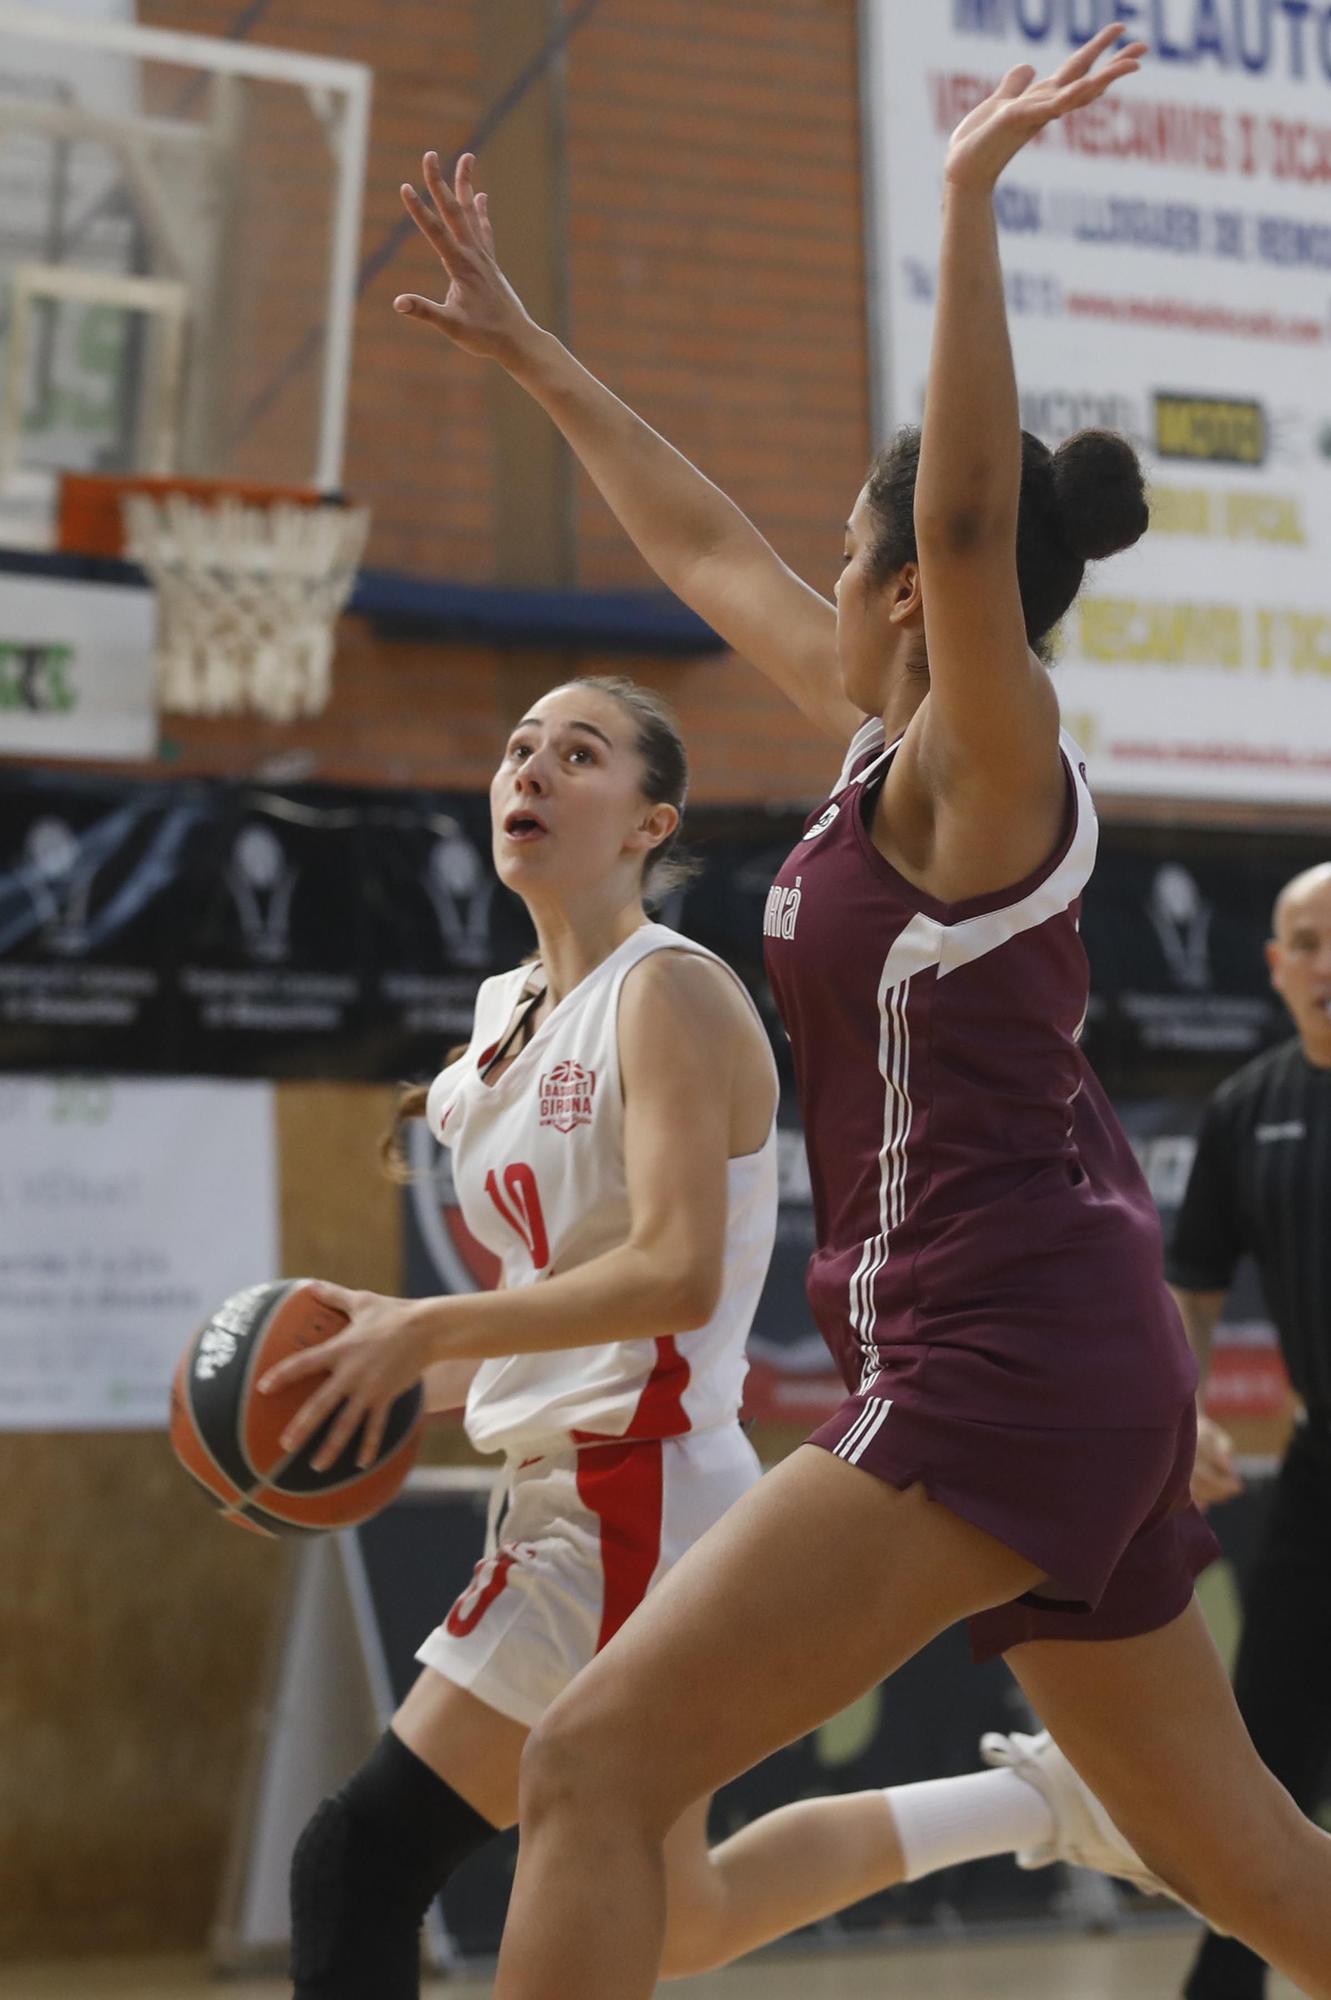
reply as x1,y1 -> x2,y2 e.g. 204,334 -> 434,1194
416,1424 -> 761,1729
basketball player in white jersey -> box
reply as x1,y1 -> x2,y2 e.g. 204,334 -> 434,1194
263,673 -> 1168,2000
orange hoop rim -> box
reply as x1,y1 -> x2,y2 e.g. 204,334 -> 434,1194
57,472 -> 347,561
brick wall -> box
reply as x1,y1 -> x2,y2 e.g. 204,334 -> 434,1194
131,0 -> 871,802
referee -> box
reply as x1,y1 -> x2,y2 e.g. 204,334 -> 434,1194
1169,862 -> 1331,2000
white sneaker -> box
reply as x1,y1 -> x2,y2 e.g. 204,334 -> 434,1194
979,1728 -> 1173,1898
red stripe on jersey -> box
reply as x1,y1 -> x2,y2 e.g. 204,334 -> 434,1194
575,1440 -> 665,1651
571,1335 -> 693,1449
623,1335 -> 691,1439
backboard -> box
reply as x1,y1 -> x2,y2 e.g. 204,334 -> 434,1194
0,4 -> 371,549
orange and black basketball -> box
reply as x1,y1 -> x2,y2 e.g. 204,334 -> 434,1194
169,1280 -> 423,1537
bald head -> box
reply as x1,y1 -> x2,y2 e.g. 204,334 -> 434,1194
1272,862 -> 1331,941
1267,861 -> 1331,1065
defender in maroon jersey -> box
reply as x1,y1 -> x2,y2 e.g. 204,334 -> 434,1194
394,29 -> 1331,2000
766,711 -> 1211,1656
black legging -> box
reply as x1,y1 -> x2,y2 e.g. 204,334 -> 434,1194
1185,1421 -> 1331,2000
290,1731 -> 494,1999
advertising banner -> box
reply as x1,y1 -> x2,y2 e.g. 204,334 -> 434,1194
0,568 -> 155,760
863,0 -> 1331,803
0,1073 -> 277,1429
0,775 -> 524,1079
0,770 -> 1320,1084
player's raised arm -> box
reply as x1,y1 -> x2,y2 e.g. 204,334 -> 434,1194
911,27 -> 1145,816
395,151 -> 858,745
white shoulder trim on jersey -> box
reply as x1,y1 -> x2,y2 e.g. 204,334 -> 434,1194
612,925 -> 780,1096
879,733 -> 1098,988
425,964 -> 533,1141
833,715 -> 886,794
472,963 -> 535,1043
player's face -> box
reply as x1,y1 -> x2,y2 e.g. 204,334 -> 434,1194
490,686 -> 677,904
835,486 -> 921,713
1267,872 -> 1331,1066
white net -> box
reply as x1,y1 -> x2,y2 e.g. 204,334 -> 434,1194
122,492 -> 371,721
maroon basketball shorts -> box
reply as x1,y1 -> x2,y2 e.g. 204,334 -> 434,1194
808,1392 -> 1221,1664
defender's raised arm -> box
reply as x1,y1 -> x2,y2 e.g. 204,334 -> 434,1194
396,151 -> 856,743
913,27 -> 1146,811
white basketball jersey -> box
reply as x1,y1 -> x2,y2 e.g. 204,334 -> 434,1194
425,924 -> 779,1460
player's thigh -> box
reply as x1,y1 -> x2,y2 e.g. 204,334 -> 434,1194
531,1442 -> 1043,1829
394,1666 -> 528,1829
1009,1599 -> 1300,1885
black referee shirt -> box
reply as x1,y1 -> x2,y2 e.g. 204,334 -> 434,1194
1167,1037 -> 1331,1416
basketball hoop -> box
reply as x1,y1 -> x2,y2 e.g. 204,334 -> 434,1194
121,489 -> 371,722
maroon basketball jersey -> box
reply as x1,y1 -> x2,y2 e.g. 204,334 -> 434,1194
764,718 -> 1197,1430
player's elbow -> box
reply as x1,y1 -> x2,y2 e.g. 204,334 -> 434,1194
651,1257 -> 721,1333
676,1271 -> 722,1331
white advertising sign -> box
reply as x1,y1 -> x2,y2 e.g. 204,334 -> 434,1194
0,1075 -> 278,1429
864,0 -> 1331,803
0,570 -> 156,759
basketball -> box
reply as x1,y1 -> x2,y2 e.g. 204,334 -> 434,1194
169,1279 -> 424,1537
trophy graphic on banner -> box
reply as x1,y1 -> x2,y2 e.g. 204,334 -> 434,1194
226,824 -> 298,965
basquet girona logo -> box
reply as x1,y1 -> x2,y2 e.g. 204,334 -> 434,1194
539,1058 -> 596,1134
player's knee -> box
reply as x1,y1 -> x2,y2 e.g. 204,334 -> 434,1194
519,1692 -> 637,1827
1128,1784 -> 1304,1935
290,1796 -> 360,1989
517,1706 -> 593,1825
289,1731 -> 494,1998
1101,1797 -> 1223,1921
289,1789 -> 427,1997
1181,1790 -> 1314,1934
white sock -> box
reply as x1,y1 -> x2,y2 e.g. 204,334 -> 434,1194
886,1768 -> 1056,1882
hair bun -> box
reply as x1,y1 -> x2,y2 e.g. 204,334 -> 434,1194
1051,430 -> 1149,563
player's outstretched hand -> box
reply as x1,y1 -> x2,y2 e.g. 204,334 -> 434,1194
258,1281 -> 434,1474
1191,1412 -> 1245,1511
944,22 -> 1146,193
394,151 -> 537,365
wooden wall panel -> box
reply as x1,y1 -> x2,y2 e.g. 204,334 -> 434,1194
2,1083 -> 412,1959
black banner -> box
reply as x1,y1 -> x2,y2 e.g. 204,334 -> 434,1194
1077,822 -> 1322,1093
0,769 -> 1322,1087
